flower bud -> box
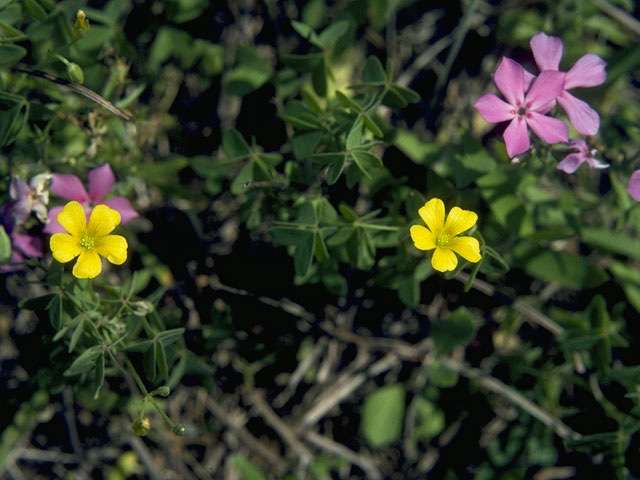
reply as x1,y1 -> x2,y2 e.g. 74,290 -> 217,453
132,417 -> 150,436
73,10 -> 90,38
172,424 -> 187,436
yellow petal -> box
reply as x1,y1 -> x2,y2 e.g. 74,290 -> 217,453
87,204 -> 121,237
410,225 -> 436,251
443,206 -> 477,237
431,247 -> 458,272
50,233 -> 82,263
448,236 -> 482,263
57,201 -> 87,237
72,251 -> 102,278
418,198 -> 445,234
95,234 -> 128,265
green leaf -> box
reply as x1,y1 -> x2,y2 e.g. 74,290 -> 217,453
0,44 -> 27,64
587,296 -> 612,374
294,231 -> 315,276
225,45 -> 273,97
68,317 -> 85,353
361,384 -> 406,448
156,342 -> 169,381
313,231 -> 329,263
581,227 -> 640,260
431,307 -> 477,354
144,342 -> 157,382
64,346 -> 102,377
222,128 -> 251,160
362,113 -> 383,138
311,59 -> 327,97
362,56 -> 386,84
47,294 -> 62,330
230,162 -> 254,194
281,52 -> 323,72
297,202 -> 317,225
0,225 -> 11,264
290,131 -> 323,158
513,243 -> 608,290
93,353 -> 105,399
232,454 -> 267,480
327,155 -> 346,184
291,20 -> 321,46
157,328 -> 185,347
0,92 -> 27,147
46,261 -> 63,287
351,150 -> 382,170
317,20 -> 350,49
124,339 -> 154,352
336,90 -> 361,112
269,227 -> 312,246
412,397 -> 445,442
20,293 -> 56,311
610,261 -> 640,313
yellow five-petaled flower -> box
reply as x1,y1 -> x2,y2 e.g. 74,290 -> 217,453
50,201 -> 128,279
410,198 -> 482,272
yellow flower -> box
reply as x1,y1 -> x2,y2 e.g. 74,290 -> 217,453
50,201 -> 128,279
410,198 -> 481,272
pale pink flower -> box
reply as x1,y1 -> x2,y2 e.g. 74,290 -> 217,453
557,139 -> 609,174
530,32 -> 606,135
44,164 -> 137,234
627,170 -> 640,202
474,57 -> 568,158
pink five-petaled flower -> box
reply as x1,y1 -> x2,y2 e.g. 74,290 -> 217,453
627,171 -> 640,202
44,164 -> 137,234
530,32 -> 606,136
474,57 -> 569,158
557,139 -> 609,174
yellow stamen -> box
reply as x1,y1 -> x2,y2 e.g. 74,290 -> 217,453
80,235 -> 95,249
435,233 -> 449,247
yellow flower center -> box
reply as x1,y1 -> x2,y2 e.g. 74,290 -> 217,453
435,233 -> 449,248
80,235 -> 95,250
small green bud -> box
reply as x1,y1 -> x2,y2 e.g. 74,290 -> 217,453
73,10 -> 90,38
132,417 -> 150,436
131,300 -> 154,316
0,226 -> 11,264
67,63 -> 84,84
150,386 -> 170,397
172,424 -> 187,436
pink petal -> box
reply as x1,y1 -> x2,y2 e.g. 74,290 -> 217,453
43,206 -> 66,234
557,91 -> 600,135
503,117 -> 530,158
88,164 -> 116,203
494,57 -> 525,107
103,197 -> 138,224
473,94 -> 515,123
567,138 -> 588,152
526,112 -> 569,144
557,153 -> 585,173
11,233 -> 43,258
627,170 -> 640,202
530,32 -> 563,71
525,70 -> 566,111
565,54 -> 606,89
0,251 -> 25,272
51,174 -> 90,202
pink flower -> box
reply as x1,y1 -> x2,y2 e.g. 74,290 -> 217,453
44,164 -> 138,234
474,57 -> 568,158
0,233 -> 44,272
627,170 -> 640,202
557,139 -> 609,173
530,32 -> 606,135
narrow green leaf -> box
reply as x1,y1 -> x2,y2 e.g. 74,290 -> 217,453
297,202 -> 317,225
46,260 -> 63,287
280,52 -> 323,72
93,352 -> 105,399
47,294 -> 62,330
269,227 -> 312,246
222,128 -> 251,160
156,342 -> 169,381
361,384 -> 406,448
0,44 -> 27,64
313,231 -> 329,263
144,342 -> 157,382
157,328 -> 185,346
68,317 -> 85,353
351,150 -> 382,170
294,231 -> 315,276
311,59 -> 327,97
327,155 -> 346,184
64,346 -> 102,377
335,90 -> 361,111
317,20 -> 349,49
0,225 -> 11,264
362,113 -> 383,138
